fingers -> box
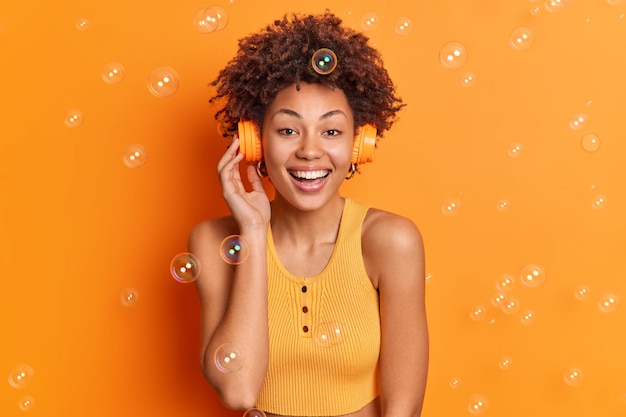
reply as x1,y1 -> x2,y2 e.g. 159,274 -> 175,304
247,164 -> 265,193
217,137 -> 241,173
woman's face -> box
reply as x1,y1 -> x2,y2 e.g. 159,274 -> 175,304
262,82 -> 355,211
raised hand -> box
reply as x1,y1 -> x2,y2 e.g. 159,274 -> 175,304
217,136 -> 271,231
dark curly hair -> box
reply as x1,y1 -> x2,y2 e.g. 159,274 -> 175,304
210,11 -> 405,139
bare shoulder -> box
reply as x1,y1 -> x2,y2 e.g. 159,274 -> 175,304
362,208 -> 425,289
188,215 -> 239,254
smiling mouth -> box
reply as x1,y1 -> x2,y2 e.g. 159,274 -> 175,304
289,169 -> 331,182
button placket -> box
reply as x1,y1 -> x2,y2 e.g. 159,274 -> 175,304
300,284 -> 311,337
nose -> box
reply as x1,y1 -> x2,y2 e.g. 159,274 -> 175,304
295,133 -> 323,160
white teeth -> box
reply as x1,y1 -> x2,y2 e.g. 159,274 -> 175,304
291,170 -> 329,180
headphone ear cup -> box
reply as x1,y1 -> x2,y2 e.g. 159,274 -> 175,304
237,120 -> 263,162
351,124 -> 377,165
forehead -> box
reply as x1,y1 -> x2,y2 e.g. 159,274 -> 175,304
266,83 -> 352,118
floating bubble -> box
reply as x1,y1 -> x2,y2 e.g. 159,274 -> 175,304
530,6 -> 542,16
120,288 -> 139,307
122,144 -> 147,168
544,0 -> 574,12
519,263 -> 546,288
496,274 -> 515,292
569,112 -> 588,130
468,394 -> 489,415
19,395 -> 35,411
220,235 -> 250,265
496,199 -> 511,212
490,291 -> 508,308
509,26 -> 535,51
311,48 -> 338,75
170,252 -> 201,283
520,310 -> 536,325
499,357 -> 513,370
581,133 -> 600,152
460,72 -> 476,87
193,6 -> 228,33
214,343 -> 244,373
598,293 -> 621,313
564,367 -> 584,387
8,364 -> 34,389
502,296 -> 521,315
243,408 -> 266,417
439,41 -> 468,70
574,285 -> 591,301
470,305 -> 487,321
147,66 -> 180,97
591,194 -> 608,210
64,109 -> 84,128
395,17 -> 414,36
508,143 -> 524,157
101,62 -> 126,84
314,322 -> 346,347
360,11 -> 380,31
449,377 -> 461,389
75,18 -> 89,31
441,197 -> 461,216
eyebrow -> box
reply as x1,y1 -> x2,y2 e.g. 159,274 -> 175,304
271,108 -> 348,121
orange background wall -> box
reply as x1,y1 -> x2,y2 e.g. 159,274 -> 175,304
1,0 -> 625,416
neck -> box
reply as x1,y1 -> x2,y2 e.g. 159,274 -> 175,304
270,194 -> 346,247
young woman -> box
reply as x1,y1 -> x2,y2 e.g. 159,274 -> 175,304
188,12 -> 428,417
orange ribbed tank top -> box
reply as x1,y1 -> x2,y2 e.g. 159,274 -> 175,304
256,198 -> 381,416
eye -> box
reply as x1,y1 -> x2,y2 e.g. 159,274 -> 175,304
324,129 -> 342,137
278,128 -> 298,136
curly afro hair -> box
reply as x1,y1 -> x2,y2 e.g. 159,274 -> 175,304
210,11 -> 405,139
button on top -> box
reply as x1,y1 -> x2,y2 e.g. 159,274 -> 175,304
302,306 -> 308,313
303,326 -> 309,332
301,286 -> 307,293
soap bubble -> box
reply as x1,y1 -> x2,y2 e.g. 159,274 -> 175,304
439,41 -> 468,69
314,322 -> 346,347
214,343 -> 244,373
496,274 -> 515,292
569,113 -> 588,130
441,197 -> 461,216
520,310 -> 536,325
395,17 -> 414,35
574,285 -> 590,301
64,109 -> 84,128
564,367 -> 584,387
120,288 -> 139,307
122,144 -> 147,168
243,408 -> 266,417
101,62 -> 126,84
75,18 -> 89,31
581,133 -> 600,152
490,291 -> 508,308
496,199 -> 510,211
509,26 -> 535,51
519,263 -> 546,288
220,235 -> 250,265
311,48 -> 338,75
449,377 -> 461,388
19,395 -> 35,411
591,194 -> 608,210
193,6 -> 228,33
460,72 -> 477,87
360,11 -> 380,31
147,66 -> 180,97
170,252 -> 201,283
8,364 -> 34,388
502,296 -> 521,315
470,305 -> 488,321
598,293 -> 621,313
498,357 -> 513,370
508,143 -> 524,157
468,394 -> 489,415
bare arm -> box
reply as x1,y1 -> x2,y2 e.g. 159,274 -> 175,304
189,137 -> 271,409
364,211 -> 429,417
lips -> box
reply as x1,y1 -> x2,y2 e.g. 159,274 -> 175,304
287,168 -> 331,192
289,169 -> 330,181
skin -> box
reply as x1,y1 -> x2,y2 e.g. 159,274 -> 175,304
189,83 -> 429,417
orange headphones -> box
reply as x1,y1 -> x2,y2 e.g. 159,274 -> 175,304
237,120 -> 377,165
